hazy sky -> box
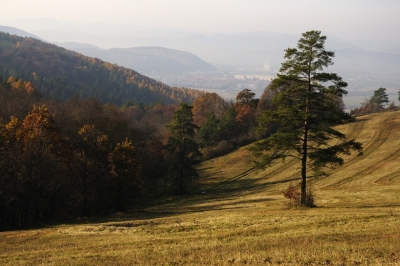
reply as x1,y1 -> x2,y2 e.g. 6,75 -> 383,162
1,0 -> 399,42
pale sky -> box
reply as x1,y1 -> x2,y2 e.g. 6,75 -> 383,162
1,0 -> 400,42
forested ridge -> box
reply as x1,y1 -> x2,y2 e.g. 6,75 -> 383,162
0,32 -> 203,105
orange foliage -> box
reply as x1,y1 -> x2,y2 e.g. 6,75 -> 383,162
192,92 -> 226,126
7,76 -> 36,95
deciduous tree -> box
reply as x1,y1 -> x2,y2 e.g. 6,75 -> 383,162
192,92 -> 227,126
110,139 -> 142,210
234,89 -> 259,134
74,124 -> 110,215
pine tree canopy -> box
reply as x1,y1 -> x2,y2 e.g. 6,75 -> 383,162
252,30 -> 362,206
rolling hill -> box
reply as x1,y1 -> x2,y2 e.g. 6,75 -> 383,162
195,110 -> 400,207
0,25 -> 43,40
57,44 -> 217,75
1,110 -> 400,265
0,32 -> 203,105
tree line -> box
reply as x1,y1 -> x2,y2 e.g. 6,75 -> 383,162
0,80 -> 166,229
0,74 -> 263,229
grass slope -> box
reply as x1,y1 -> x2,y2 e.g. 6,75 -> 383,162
1,111 -> 400,265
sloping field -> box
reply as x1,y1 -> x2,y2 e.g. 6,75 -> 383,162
196,110 -> 400,209
1,111 -> 400,265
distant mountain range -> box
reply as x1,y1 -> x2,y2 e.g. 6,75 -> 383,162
26,23 -> 400,92
54,44 -> 216,75
0,25 -> 43,40
0,25 -> 217,77
1,22 -> 400,100
0,31 -> 203,105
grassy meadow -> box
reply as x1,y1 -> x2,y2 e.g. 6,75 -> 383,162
1,111 -> 400,265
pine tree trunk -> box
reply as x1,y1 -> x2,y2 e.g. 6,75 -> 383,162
301,122 -> 308,205
301,59 -> 312,206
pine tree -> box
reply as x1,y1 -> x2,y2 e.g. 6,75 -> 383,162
370,87 -> 389,111
253,31 -> 362,206
165,103 -> 201,194
197,112 -> 220,148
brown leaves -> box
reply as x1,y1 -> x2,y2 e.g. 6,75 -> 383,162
192,92 -> 226,127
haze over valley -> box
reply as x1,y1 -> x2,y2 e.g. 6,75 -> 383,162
1,2 -> 400,110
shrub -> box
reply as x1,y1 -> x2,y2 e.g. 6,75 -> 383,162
283,182 -> 301,207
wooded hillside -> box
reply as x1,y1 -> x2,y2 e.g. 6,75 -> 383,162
0,32 -> 203,105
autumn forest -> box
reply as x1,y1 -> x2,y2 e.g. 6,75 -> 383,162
0,72 -> 262,230
0,30 -> 393,230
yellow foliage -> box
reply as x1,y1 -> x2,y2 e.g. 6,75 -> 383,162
25,82 -> 35,94
7,76 -> 36,94
5,116 -> 21,132
7,76 -> 15,84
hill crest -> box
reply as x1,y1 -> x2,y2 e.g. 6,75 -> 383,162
56,44 -> 216,75
0,32 -> 203,105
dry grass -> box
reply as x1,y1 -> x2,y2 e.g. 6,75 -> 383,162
1,111 -> 400,265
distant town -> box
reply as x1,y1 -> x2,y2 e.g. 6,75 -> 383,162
149,65 -> 276,100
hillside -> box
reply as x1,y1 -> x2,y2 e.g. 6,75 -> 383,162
0,32 -> 203,105
58,45 -> 217,75
0,25 -> 42,40
1,111 -> 400,265
195,110 -> 400,207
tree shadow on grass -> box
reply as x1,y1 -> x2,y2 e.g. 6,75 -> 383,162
139,170 -> 301,216
2,168 -> 300,231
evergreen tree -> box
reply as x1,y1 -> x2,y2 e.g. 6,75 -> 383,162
253,31 -> 362,206
197,112 -> 220,148
398,89 -> 400,103
351,87 -> 390,115
165,103 -> 201,194
370,87 -> 389,111
219,105 -> 238,141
